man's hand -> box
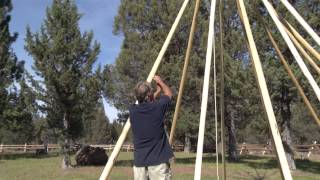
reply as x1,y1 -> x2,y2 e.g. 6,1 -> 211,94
153,75 -> 172,99
153,75 -> 163,84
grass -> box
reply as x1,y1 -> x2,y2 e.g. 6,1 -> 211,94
0,152 -> 320,180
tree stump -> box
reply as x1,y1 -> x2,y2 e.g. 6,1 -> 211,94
75,145 -> 108,166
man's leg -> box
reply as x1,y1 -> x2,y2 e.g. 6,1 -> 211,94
133,166 -> 149,180
148,163 -> 172,180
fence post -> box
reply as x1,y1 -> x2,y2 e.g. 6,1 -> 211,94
308,141 -> 317,158
24,143 -> 27,152
47,144 -> 50,153
0,143 -> 3,153
262,145 -> 267,155
44,144 -> 48,153
240,142 -> 246,155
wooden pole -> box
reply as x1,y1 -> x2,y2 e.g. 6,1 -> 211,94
279,0 -> 320,46
237,0 -> 293,179
285,27 -> 320,75
99,0 -> 190,179
262,0 -> 320,102
194,0 -> 217,179
214,6 -> 219,179
263,5 -> 320,71
169,0 -> 201,145
285,21 -> 320,62
219,0 -> 226,179
267,29 -> 320,127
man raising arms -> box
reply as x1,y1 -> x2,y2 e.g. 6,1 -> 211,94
129,75 -> 174,180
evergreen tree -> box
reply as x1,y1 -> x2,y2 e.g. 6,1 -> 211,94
0,0 -> 24,128
82,99 -> 114,144
0,76 -> 35,143
103,0 -> 208,151
0,0 -> 33,144
239,0 -> 320,169
221,0 -> 319,164
81,68 -> 115,144
104,0 -> 250,159
25,0 -> 100,169
0,74 -> 37,143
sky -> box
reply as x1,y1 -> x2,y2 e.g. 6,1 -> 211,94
10,0 -> 123,121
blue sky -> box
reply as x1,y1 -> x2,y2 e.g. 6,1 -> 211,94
10,0 -> 123,121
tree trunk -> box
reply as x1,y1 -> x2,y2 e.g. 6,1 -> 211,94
281,124 -> 296,170
61,138 -> 72,169
280,89 -> 296,170
184,132 -> 191,153
226,104 -> 239,161
61,113 -> 72,169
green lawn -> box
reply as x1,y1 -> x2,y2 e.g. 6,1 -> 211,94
0,152 -> 319,180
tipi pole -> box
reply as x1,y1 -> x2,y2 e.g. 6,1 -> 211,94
169,0 -> 201,145
285,21 -> 320,62
285,26 -> 320,75
99,0 -> 190,179
279,0 -> 320,46
219,0 -> 226,178
262,0 -> 320,101
194,0 -> 217,179
267,29 -> 320,127
237,0 -> 293,179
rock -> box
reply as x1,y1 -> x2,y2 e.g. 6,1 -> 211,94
35,148 -> 47,155
75,145 -> 108,166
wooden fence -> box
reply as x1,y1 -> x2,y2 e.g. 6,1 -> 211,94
89,144 -> 184,152
0,143 -> 185,153
0,143 -> 60,153
1,142 -> 319,159
237,141 -> 320,159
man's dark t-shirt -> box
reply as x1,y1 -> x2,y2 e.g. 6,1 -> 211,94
129,95 -> 174,167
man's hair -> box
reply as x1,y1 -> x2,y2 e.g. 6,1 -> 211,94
134,81 -> 152,103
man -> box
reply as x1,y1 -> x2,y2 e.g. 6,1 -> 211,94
129,75 -> 174,180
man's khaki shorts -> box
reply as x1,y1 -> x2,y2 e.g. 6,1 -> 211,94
133,163 -> 172,180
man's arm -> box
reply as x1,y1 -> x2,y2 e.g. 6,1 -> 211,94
153,75 -> 173,99
153,84 -> 161,99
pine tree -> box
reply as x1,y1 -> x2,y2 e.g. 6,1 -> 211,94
103,0 -> 208,150
25,0 -> 100,169
0,0 -> 24,128
0,0 -> 32,144
84,100 -> 113,144
81,68 -> 115,144
104,0 -> 250,158
0,76 -> 35,143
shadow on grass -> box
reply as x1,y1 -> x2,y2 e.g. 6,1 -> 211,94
238,156 -> 278,169
237,155 -> 320,175
296,159 -> 320,174
0,153 -> 60,160
175,156 -> 213,164
106,155 -> 320,180
114,159 -> 134,167
114,154 -> 217,167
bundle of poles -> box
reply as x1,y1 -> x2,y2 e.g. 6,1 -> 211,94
99,0 -> 320,179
